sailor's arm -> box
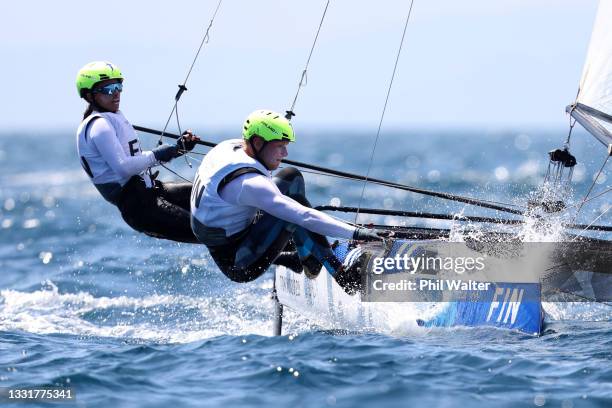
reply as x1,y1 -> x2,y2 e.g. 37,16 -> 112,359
89,118 -> 156,178
227,174 -> 357,239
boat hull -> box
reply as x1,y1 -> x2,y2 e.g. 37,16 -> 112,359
275,239 -> 545,335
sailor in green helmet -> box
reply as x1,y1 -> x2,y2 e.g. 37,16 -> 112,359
190,109 -> 388,293
76,61 -> 200,243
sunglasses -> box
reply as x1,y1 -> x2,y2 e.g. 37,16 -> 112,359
93,82 -> 123,95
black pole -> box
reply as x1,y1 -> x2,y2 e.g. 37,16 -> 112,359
133,124 -> 522,215
316,205 -> 612,232
272,282 -> 283,336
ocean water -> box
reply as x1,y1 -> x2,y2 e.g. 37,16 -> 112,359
0,129 -> 610,407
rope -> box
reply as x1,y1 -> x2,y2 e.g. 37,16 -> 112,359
571,204 -> 612,241
571,154 -> 609,224
285,0 -> 331,120
157,0 -> 224,145
149,0 -> 223,183
355,0 -> 416,224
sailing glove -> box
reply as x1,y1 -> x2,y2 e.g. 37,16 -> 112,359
177,130 -> 199,152
152,144 -> 179,163
352,227 -> 392,241
152,131 -> 200,163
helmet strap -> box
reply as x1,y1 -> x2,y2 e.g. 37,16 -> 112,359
249,138 -> 272,171
87,92 -> 113,114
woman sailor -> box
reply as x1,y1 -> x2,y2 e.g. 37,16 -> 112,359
190,109 -> 388,293
76,61 -> 199,243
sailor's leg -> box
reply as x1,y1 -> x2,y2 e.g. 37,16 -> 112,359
117,177 -> 199,244
272,167 -> 348,279
208,214 -> 296,282
157,181 -> 192,211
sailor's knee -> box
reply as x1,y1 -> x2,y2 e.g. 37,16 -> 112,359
274,167 -> 305,197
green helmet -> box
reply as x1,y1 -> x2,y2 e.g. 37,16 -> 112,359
76,61 -> 123,98
242,110 -> 295,142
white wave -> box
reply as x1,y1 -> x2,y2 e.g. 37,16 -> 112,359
543,302 -> 612,321
0,280 -> 300,343
0,170 -> 88,188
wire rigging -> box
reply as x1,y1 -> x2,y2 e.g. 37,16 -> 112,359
285,0 -> 331,120
355,0 -> 416,224
157,0 -> 224,166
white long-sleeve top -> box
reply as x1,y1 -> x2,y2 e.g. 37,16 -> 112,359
76,111 -> 156,187
220,173 -> 356,239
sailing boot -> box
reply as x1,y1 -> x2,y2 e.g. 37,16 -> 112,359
273,251 -> 303,274
334,251 -> 372,296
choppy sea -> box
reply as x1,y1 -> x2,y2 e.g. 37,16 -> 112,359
0,128 -> 610,407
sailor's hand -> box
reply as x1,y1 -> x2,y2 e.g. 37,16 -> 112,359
178,129 -> 200,152
353,227 -> 393,241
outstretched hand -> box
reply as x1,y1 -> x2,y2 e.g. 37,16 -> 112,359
353,227 -> 394,242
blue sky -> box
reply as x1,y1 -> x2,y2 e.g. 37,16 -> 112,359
0,0 -> 599,132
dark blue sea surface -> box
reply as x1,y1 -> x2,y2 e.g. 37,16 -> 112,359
0,129 -> 610,407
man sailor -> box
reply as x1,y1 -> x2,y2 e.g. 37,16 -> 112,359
190,109 -> 386,293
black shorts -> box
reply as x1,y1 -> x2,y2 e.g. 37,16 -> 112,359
116,176 -> 198,244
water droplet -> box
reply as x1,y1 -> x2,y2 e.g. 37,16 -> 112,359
19,192 -> 30,203
39,252 -> 53,264
534,394 -> 546,406
495,167 -> 509,181
427,170 -> 440,183
514,133 -> 531,150
23,219 -> 41,229
4,198 -> 15,211
42,195 -> 55,208
242,339 -> 247,344
276,367 -> 282,372
288,367 -> 294,373
293,371 -> 299,377
593,172 -> 607,185
1,219 -> 13,229
329,197 -> 341,207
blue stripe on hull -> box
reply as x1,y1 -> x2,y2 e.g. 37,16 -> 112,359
419,283 -> 543,335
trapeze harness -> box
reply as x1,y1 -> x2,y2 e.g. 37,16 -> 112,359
76,111 -> 197,243
190,139 -> 358,283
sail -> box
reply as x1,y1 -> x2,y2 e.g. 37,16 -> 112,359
570,0 -> 612,149
578,1 -> 612,111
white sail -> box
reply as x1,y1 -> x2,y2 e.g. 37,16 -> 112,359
569,0 -> 612,148
577,0 -> 612,112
